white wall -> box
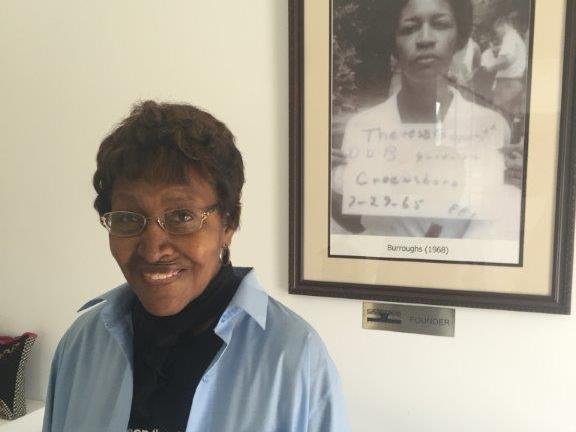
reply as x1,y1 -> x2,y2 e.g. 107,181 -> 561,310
1,2 -> 575,431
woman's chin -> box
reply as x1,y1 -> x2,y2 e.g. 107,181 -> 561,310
138,297 -> 188,317
132,283 -> 198,317
404,68 -> 449,86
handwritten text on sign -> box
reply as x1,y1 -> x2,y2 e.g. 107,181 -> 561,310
341,125 -> 504,219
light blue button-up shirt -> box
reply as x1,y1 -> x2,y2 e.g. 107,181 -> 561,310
42,269 -> 350,431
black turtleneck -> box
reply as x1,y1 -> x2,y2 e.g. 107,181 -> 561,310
127,265 -> 250,432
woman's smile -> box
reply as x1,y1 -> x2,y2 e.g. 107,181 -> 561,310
141,268 -> 185,284
414,53 -> 441,63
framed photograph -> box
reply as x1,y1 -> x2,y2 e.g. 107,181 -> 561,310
289,0 -> 576,313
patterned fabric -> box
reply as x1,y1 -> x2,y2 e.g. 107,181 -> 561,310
0,333 -> 37,420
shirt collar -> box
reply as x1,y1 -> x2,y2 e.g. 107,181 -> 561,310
392,85 -> 463,126
77,268 -> 269,331
225,268 -> 268,330
78,285 -> 129,312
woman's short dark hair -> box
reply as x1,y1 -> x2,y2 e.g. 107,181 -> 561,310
93,100 -> 244,230
390,0 -> 473,51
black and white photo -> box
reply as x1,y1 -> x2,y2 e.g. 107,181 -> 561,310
329,0 -> 532,264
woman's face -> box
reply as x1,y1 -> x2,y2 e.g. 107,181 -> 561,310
109,168 -> 234,316
395,0 -> 459,84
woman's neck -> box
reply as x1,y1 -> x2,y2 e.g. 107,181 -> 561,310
397,77 -> 453,123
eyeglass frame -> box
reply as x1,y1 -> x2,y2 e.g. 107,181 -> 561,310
100,204 -> 219,237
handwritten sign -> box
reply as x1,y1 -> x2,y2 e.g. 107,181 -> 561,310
342,125 -> 505,220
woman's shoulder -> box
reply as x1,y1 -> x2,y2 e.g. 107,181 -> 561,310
345,94 -> 399,129
63,299 -> 106,339
230,270 -> 326,347
56,285 -> 131,352
453,89 -> 508,124
265,296 -> 322,340
261,296 -> 338,372
451,89 -> 510,139
259,296 -> 332,355
51,304 -> 107,365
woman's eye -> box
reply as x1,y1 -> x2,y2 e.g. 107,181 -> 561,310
168,210 -> 196,224
433,18 -> 454,30
398,23 -> 419,36
120,213 -> 140,223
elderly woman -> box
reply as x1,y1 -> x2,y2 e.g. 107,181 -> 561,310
334,0 -> 521,241
43,101 -> 349,431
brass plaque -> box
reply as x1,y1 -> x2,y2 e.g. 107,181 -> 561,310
363,302 -> 455,337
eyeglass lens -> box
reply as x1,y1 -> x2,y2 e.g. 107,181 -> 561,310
104,210 -> 203,236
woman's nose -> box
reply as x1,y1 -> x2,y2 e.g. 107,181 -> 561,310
416,23 -> 436,48
136,219 -> 174,263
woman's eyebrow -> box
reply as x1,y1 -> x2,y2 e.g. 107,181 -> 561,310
400,12 -> 452,22
161,195 -> 201,207
431,12 -> 452,19
111,191 -> 139,203
399,16 -> 422,25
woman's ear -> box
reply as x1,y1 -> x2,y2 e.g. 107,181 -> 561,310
223,226 -> 235,248
223,214 -> 236,244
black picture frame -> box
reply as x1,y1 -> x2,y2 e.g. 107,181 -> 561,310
289,0 -> 576,314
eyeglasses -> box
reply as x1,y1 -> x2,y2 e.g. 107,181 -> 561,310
100,205 -> 218,237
